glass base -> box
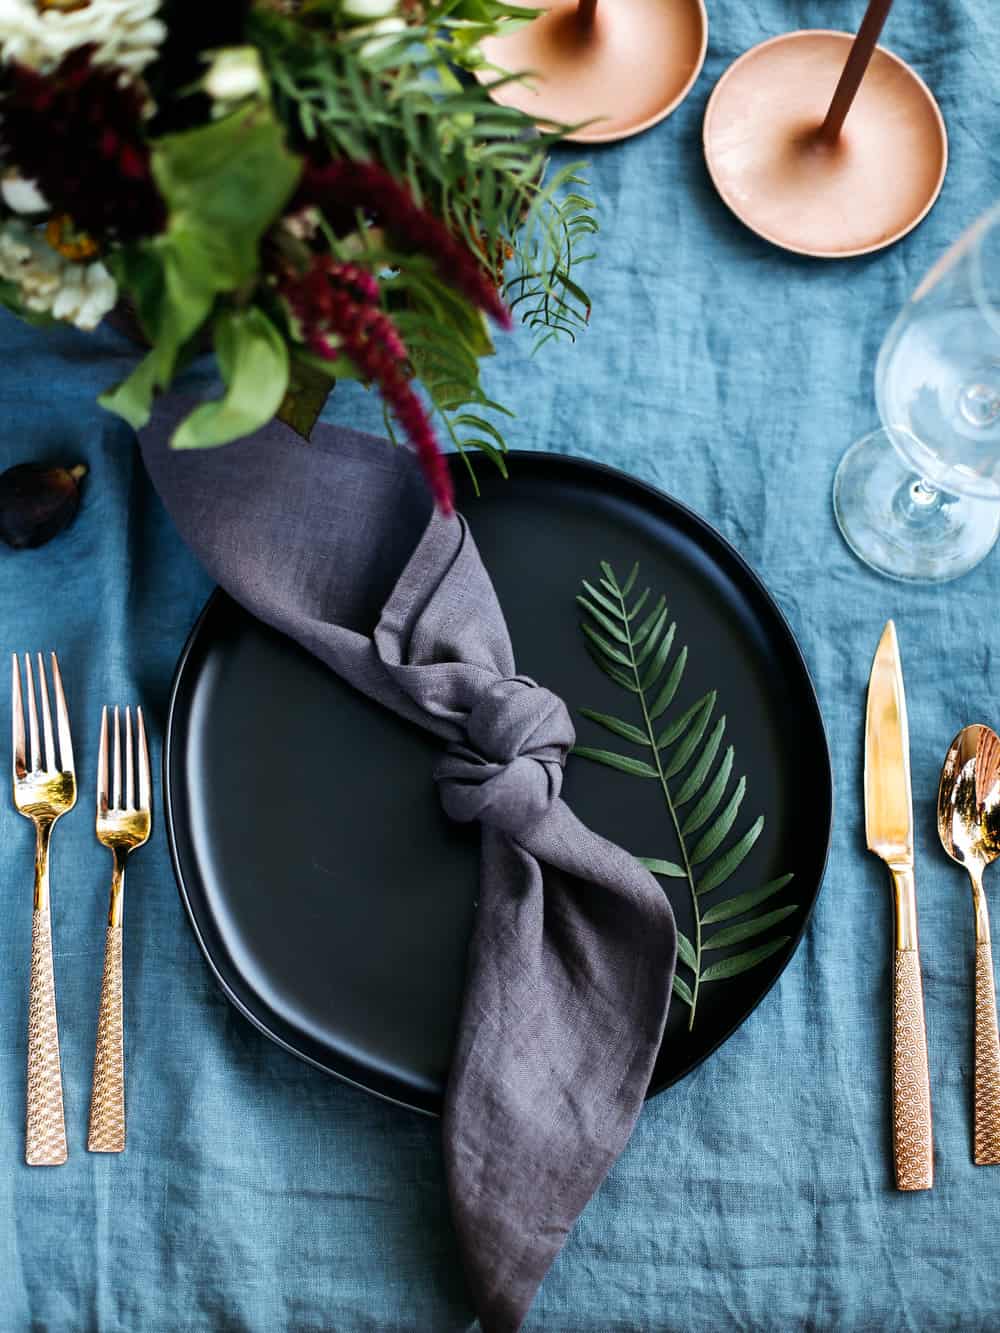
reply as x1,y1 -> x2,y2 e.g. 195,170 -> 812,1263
833,429 -> 1000,583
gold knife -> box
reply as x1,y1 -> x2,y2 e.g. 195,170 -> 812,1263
865,619 -> 933,1190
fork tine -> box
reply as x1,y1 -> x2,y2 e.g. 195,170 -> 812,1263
11,655 -> 25,779
50,652 -> 73,776
136,706 -> 151,814
125,706 -> 134,809
37,653 -> 56,774
23,654 -> 40,772
97,705 -> 109,815
112,706 -> 121,810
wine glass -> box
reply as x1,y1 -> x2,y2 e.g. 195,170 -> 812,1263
834,202 -> 1000,582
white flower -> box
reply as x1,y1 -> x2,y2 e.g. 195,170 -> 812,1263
0,221 -> 62,310
341,0 -> 398,20
0,220 -> 116,329
0,0 -> 165,75
203,46 -> 265,105
0,171 -> 48,214
359,16 -> 407,59
50,257 -> 116,329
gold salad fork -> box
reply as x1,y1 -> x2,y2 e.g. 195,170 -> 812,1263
88,705 -> 151,1153
12,653 -> 76,1166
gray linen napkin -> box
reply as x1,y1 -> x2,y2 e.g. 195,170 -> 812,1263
139,401 -> 677,1333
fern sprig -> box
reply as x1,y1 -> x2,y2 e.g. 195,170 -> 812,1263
574,562 -> 797,1031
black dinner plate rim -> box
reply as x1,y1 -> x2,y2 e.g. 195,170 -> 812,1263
163,448 -> 834,1116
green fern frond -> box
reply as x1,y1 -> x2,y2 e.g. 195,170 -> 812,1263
573,561 -> 797,1031
252,9 -> 595,354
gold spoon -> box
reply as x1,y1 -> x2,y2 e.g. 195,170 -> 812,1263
938,724 -> 1000,1165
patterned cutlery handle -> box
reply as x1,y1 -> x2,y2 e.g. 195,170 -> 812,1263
26,902 -> 68,1166
974,933 -> 1000,1166
892,948 -> 934,1191
88,923 -> 125,1152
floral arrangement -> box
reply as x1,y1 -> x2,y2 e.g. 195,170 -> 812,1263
0,0 -> 595,510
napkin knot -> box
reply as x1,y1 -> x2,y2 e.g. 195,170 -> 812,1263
436,675 -> 575,830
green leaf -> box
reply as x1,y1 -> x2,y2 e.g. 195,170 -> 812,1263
579,709 -> 649,746
275,352 -> 337,439
620,561 -> 639,598
99,240 -> 218,428
689,776 -> 747,865
700,936 -> 790,983
633,596 -> 667,646
702,906 -> 798,951
581,622 -> 633,669
640,620 -> 678,691
578,621 -> 634,666
672,974 -> 694,1007
571,747 -> 658,778
676,931 -> 697,970
637,856 -> 687,878
576,597 -> 630,644
656,690 -> 713,749
581,579 -> 624,621
151,101 -> 302,292
98,347 -> 164,430
648,647 -> 688,721
663,695 -> 716,779
675,716 -> 726,805
681,746 -> 734,835
696,815 -> 765,895
628,588 -> 650,621
701,874 -> 795,925
599,560 -> 619,589
585,644 -> 639,692
636,615 -> 673,670
171,307 -> 290,449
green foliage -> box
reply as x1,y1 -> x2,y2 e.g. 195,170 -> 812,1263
171,307 -> 290,448
150,100 -> 302,293
573,562 -> 797,1032
250,7 -> 596,463
331,234 -> 514,489
99,102 -> 302,434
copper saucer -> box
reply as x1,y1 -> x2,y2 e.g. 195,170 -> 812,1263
477,0 -> 708,144
703,31 -> 947,258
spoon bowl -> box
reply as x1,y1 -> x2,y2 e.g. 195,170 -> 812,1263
938,723 -> 1000,1166
938,723 -> 1000,876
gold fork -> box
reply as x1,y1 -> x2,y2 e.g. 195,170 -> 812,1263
88,705 -> 151,1154
12,652 -> 76,1166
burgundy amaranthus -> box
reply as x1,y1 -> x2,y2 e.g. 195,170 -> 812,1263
282,256 -> 454,513
294,161 -> 513,331
0,48 -> 165,241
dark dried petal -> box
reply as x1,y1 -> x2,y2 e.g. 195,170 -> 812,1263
0,462 -> 86,549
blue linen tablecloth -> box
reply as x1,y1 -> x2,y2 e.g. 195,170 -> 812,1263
3,1 -> 1000,1326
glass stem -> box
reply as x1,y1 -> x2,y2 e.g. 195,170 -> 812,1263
892,475 -> 946,526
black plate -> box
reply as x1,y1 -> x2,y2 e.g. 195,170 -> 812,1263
165,452 -> 832,1115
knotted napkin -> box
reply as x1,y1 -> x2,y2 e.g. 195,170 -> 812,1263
139,401 -> 676,1333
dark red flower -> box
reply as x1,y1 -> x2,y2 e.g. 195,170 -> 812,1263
0,48 -> 165,242
295,161 -> 512,330
281,256 -> 454,513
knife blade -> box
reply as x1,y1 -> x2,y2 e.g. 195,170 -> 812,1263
865,620 -> 913,864
864,619 -> 933,1190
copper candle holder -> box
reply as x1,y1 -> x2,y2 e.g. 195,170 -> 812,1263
477,0 -> 708,144
703,1 -> 947,259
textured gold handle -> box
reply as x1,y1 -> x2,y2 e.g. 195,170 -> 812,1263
26,903 -> 68,1166
88,923 -> 125,1152
974,936 -> 1000,1165
892,948 -> 934,1190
